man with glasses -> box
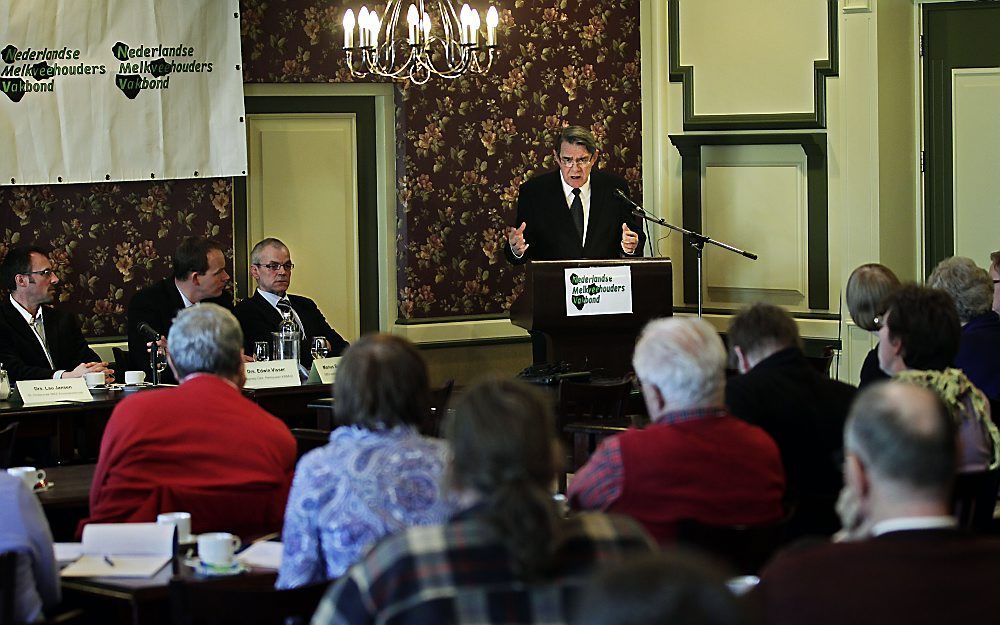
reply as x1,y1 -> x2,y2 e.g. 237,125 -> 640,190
505,125 -> 645,264
127,236 -> 233,384
0,244 -> 113,383
234,237 -> 348,368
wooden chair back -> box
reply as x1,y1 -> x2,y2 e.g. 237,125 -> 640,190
0,422 -> 17,469
421,379 -> 455,438
111,347 -> 130,377
169,576 -> 329,625
290,428 -> 330,462
558,380 -> 631,472
952,469 -> 1000,533
676,517 -> 789,575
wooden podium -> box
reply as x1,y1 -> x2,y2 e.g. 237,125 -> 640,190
510,258 -> 673,375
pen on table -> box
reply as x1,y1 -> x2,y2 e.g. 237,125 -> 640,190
103,555 -> 115,567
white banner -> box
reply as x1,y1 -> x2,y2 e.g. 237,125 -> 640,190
0,0 -> 247,185
565,266 -> 634,316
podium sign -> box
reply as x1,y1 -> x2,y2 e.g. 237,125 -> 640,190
565,266 -> 633,316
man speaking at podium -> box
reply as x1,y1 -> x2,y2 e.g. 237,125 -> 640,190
505,125 -> 645,264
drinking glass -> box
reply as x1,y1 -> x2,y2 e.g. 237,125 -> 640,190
254,341 -> 270,362
155,346 -> 168,375
310,337 -> 329,361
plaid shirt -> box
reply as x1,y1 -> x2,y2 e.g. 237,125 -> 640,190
567,406 -> 730,510
310,507 -> 655,625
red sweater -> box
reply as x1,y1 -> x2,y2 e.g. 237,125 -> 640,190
83,375 -> 296,537
612,413 -> 786,542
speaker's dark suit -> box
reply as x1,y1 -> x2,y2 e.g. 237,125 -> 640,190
0,298 -> 101,383
505,170 -> 646,264
126,278 -> 233,384
761,529 -> 1000,625
233,291 -> 349,368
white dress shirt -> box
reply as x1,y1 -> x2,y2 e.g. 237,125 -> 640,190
871,515 -> 956,537
560,176 -> 592,246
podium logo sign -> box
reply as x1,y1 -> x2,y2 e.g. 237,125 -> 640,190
565,266 -> 633,316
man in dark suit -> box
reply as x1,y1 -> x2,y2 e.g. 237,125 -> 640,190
126,237 -> 232,383
0,245 -> 112,384
233,237 -> 348,370
759,381 -> 1000,625
726,303 -> 856,537
505,125 -> 645,264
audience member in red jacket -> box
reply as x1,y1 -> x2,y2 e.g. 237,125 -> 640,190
83,303 -> 296,538
568,317 -> 785,543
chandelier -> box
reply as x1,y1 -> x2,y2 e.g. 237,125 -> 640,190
342,1 -> 500,84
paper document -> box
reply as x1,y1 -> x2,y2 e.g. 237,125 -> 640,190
237,541 -> 283,570
60,522 -> 174,578
54,543 -> 83,566
60,555 -> 169,578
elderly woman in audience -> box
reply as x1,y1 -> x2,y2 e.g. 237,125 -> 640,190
277,334 -> 453,589
0,471 -> 59,623
928,256 -> 1000,402
877,283 -> 999,472
846,263 -> 901,388
311,378 -> 655,625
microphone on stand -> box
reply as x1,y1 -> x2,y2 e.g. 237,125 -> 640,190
614,188 -> 649,255
136,322 -> 162,385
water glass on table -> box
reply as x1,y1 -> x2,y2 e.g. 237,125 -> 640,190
310,337 -> 330,361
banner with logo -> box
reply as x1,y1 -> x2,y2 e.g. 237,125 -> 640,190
0,0 -> 246,186
565,266 -> 634,316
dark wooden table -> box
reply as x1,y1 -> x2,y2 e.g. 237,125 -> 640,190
38,463 -> 95,541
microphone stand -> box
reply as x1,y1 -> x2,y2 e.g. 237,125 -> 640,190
149,343 -> 159,386
616,190 -> 757,318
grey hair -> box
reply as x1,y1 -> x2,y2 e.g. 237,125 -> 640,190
632,317 -> 726,410
927,256 -> 992,323
556,125 -> 598,155
167,303 -> 244,379
844,381 -> 956,500
249,237 -> 288,265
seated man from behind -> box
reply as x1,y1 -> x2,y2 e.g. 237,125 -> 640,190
127,236 -> 233,384
0,472 -> 60,623
312,378 -> 655,625
568,317 -> 785,543
726,303 -> 856,536
0,244 -> 113,383
928,256 -> 1000,402
234,237 -> 348,369
277,334 -> 453,588
760,381 -> 1000,625
85,304 -> 296,537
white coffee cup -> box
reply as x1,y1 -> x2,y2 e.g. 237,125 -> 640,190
157,511 -> 193,543
6,466 -> 46,490
198,532 -> 241,568
124,370 -> 146,385
84,372 -> 106,388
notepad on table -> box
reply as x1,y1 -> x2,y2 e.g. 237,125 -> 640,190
60,523 -> 174,578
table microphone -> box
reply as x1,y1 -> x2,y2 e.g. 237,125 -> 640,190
136,322 -> 161,341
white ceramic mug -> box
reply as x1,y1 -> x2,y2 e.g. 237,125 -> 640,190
84,372 -> 105,388
157,511 -> 193,543
198,532 -> 241,568
124,370 -> 146,385
6,466 -> 45,490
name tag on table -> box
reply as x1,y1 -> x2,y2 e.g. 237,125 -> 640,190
564,265 -> 634,317
306,357 -> 341,385
243,360 -> 301,389
17,379 -> 93,405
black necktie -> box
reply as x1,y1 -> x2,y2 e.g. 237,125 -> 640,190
570,188 -> 584,242
276,299 -> 301,334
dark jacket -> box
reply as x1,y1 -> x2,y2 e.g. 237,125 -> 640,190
0,297 -> 101,382
233,291 -> 348,368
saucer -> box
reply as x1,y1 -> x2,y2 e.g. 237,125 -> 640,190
186,557 -> 248,577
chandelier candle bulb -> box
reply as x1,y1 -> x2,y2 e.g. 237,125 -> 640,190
421,12 -> 431,41
470,8 -> 480,45
368,12 -> 380,47
486,6 -> 498,45
343,9 -> 355,48
407,4 -> 419,44
358,6 -> 370,46
460,4 -> 472,44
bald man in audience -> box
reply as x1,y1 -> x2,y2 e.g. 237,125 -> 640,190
726,303 -> 856,537
760,381 -> 1000,625
568,317 -> 785,543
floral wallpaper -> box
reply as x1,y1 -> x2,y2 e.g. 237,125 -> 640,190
0,180 -> 233,337
0,0 -> 643,338
241,0 -> 644,319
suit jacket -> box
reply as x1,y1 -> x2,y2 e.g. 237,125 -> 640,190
955,311 -> 1000,401
0,298 -> 100,383
233,291 -> 349,368
726,347 -> 856,536
126,278 -> 233,383
505,170 -> 646,264
760,529 -> 1000,625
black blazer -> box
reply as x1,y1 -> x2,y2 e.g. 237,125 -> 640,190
233,291 -> 349,368
126,278 -> 233,383
505,169 -> 646,264
0,298 -> 101,383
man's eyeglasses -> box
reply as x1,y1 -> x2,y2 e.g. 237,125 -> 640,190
253,262 -> 295,272
558,155 -> 593,167
994,279 -> 1000,284
20,269 -> 54,278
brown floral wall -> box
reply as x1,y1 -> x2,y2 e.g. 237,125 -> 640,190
0,0 -> 642,336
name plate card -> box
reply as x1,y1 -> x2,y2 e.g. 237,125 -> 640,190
17,379 -> 93,405
243,360 -> 301,389
564,266 -> 634,317
306,357 -> 342,385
